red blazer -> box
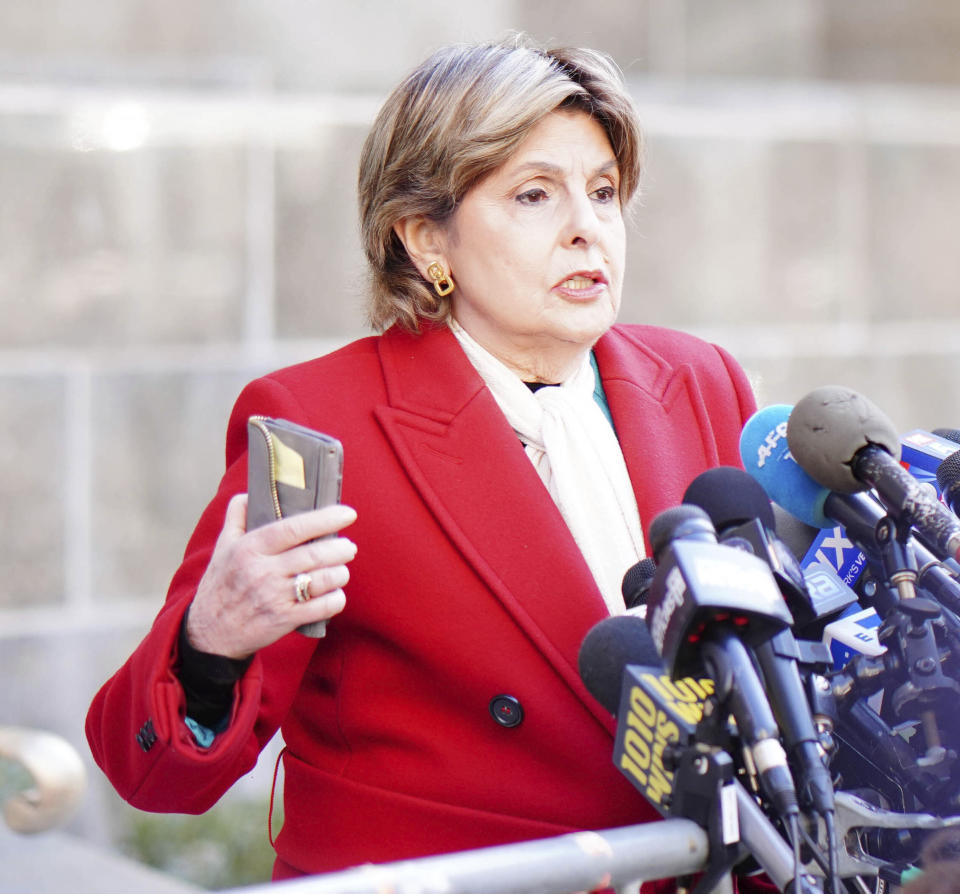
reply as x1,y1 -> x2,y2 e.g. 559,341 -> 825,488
86,322 -> 756,882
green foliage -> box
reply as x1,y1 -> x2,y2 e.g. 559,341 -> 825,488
117,797 -> 280,890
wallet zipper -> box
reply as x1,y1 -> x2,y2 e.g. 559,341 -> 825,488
248,416 -> 283,521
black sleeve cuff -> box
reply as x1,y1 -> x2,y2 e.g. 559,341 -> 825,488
175,611 -> 253,729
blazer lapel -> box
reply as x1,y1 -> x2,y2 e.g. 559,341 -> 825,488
374,325 -> 611,723
594,326 -> 722,554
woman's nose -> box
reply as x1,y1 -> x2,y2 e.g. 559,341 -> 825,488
562,194 -> 601,248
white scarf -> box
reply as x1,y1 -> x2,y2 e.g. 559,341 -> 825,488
449,320 -> 645,615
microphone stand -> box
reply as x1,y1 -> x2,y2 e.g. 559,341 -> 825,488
825,505 -> 960,816
872,516 -> 960,788
662,681 -> 823,894
665,741 -> 823,893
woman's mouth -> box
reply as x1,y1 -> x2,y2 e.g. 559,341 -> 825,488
554,270 -> 608,297
559,275 -> 597,289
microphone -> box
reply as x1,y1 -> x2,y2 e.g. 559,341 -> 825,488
937,449 -> 960,518
648,504 -> 716,559
922,428 -> 960,516
683,467 -> 836,817
682,466 -> 810,620
896,429 -> 960,505
645,505 -> 799,821
934,428 -> 960,446
578,614 -> 663,715
646,507 -> 794,669
740,404 -> 834,530
579,613 -> 703,816
621,558 -> 657,612
740,405 -> 875,617
900,429 -> 960,480
787,386 -> 960,564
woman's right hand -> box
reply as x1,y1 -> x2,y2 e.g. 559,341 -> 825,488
184,493 -> 358,659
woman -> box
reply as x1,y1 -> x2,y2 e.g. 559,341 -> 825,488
86,38 -> 756,886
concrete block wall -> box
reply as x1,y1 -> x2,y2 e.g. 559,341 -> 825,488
623,80 -> 960,419
1,0 -> 959,885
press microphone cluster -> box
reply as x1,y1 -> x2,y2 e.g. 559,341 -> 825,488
577,384 -> 960,891
738,388 -> 960,822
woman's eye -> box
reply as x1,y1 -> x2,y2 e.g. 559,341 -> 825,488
593,185 -> 617,203
516,188 -> 548,205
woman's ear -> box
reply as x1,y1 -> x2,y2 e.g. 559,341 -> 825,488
393,216 -> 447,280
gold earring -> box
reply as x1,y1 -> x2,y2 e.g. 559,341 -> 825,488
427,261 -> 455,297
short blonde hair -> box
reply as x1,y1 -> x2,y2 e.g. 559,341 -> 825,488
358,37 -> 644,333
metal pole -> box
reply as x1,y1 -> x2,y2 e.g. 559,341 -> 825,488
228,819 -> 708,894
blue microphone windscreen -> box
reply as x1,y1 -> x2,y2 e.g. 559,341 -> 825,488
739,404 -> 832,529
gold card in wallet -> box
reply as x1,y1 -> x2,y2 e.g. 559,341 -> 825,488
247,416 -> 344,638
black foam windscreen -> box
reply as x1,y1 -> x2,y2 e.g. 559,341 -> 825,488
621,557 -> 657,610
578,615 -> 663,714
933,429 -> 960,446
683,465 -> 776,532
937,450 -> 960,512
647,504 -> 715,563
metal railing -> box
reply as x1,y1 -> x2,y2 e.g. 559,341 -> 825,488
225,820 -> 711,894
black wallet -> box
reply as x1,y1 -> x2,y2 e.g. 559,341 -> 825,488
247,416 -> 344,638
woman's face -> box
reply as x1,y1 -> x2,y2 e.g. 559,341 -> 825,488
440,109 -> 626,383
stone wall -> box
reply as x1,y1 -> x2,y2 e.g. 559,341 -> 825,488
1,0 -> 959,885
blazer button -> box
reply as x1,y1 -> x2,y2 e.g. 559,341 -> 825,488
489,695 -> 524,728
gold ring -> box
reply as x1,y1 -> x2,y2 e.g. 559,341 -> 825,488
294,573 -> 312,603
